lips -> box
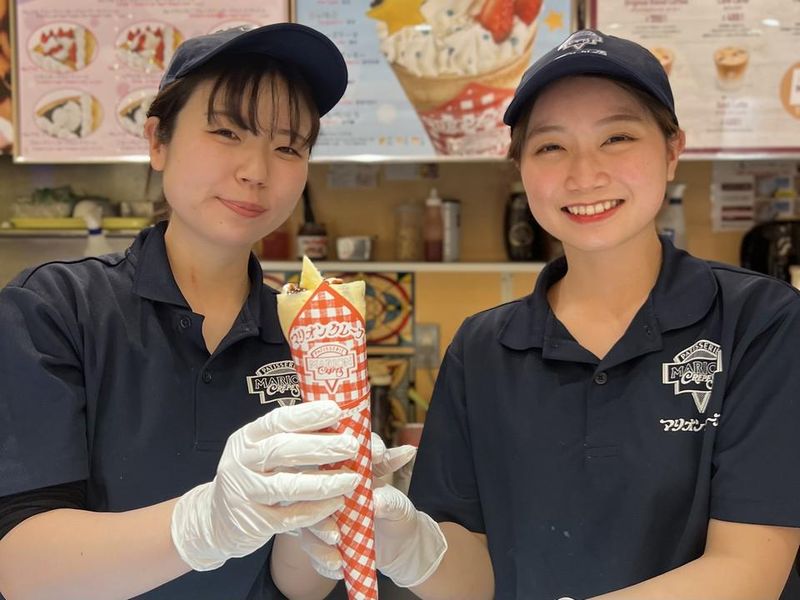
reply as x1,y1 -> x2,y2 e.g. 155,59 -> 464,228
218,197 -> 266,219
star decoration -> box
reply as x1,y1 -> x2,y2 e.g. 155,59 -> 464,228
544,10 -> 564,31
366,0 -> 426,35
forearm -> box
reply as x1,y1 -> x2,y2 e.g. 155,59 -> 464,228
410,522 -> 494,600
271,533 -> 338,600
591,520 -> 799,600
0,499 -> 190,600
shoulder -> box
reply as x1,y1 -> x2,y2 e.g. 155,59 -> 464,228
6,251 -> 130,301
709,261 -> 800,317
451,298 -> 529,351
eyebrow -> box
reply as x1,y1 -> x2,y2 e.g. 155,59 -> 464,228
526,113 -> 646,139
206,112 -> 309,144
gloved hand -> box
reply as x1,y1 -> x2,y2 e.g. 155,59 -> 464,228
300,435 -> 447,588
171,400 -> 360,571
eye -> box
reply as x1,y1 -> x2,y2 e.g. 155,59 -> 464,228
604,134 -> 634,145
210,128 -> 239,141
535,143 -> 563,155
277,145 -> 308,158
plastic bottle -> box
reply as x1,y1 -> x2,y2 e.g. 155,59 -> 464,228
423,188 -> 444,262
505,182 -> 546,261
83,210 -> 113,257
296,185 -> 328,259
656,183 -> 687,249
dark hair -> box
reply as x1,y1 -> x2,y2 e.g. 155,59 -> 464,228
507,76 -> 680,162
147,52 -> 321,149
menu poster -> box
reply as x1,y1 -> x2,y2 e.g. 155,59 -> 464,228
297,0 -> 574,161
0,0 -> 12,153
590,0 -> 800,158
13,0 -> 289,163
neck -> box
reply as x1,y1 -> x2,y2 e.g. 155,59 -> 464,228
163,219 -> 252,314
551,229 -> 663,318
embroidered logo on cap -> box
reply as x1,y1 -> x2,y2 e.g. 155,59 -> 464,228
661,340 -> 722,414
246,360 -> 300,406
558,30 -> 604,53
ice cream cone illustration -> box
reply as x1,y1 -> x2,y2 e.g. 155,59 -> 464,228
369,0 -> 541,156
277,258 -> 377,600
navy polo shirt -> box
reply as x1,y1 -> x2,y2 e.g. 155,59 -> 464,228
409,238 -> 800,599
0,221 -> 299,599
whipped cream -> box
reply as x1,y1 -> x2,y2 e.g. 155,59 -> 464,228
377,0 -> 536,77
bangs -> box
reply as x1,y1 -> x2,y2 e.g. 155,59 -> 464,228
204,55 -> 320,148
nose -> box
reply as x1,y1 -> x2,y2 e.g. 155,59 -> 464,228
564,150 -> 609,192
236,150 -> 269,188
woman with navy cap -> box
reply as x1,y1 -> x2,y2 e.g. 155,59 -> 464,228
0,23 -> 411,600
300,29 -> 800,600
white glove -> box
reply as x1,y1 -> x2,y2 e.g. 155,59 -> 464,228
301,435 -> 447,588
171,400 -> 360,571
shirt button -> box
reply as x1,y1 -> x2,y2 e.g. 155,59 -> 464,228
594,371 -> 608,385
179,316 -> 192,329
202,370 -> 213,384
644,325 -> 653,337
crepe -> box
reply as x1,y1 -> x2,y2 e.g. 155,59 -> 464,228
277,257 -> 377,600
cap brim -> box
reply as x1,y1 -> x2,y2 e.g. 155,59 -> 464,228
504,53 -> 673,127
172,23 -> 347,117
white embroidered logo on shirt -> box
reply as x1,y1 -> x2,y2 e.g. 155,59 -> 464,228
661,340 -> 722,414
246,360 -> 300,406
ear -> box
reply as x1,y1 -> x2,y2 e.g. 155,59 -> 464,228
665,129 -> 686,182
143,116 -> 166,172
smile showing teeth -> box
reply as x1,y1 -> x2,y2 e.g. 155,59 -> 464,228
564,199 -> 622,216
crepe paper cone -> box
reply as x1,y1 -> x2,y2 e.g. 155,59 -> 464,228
277,259 -> 378,600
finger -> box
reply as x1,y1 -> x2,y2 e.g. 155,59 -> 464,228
245,431 -> 358,471
300,528 -> 344,573
267,496 -> 345,532
373,445 -> 417,479
309,558 -> 344,581
371,432 -> 387,462
373,484 -> 414,522
248,470 -> 359,504
242,401 -> 342,441
307,516 -> 340,546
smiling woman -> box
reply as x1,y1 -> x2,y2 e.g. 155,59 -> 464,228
0,23 -> 398,600
338,28 -> 800,600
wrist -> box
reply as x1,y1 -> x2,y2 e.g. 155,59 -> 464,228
171,482 -> 227,572
383,512 -> 448,588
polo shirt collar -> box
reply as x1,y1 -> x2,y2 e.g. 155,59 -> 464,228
498,237 -> 718,359
129,221 -> 285,344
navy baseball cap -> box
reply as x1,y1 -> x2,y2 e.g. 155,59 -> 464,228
503,29 -> 676,127
159,23 -> 347,117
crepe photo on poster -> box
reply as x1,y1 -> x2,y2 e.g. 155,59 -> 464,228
367,0 -> 543,157
0,0 -> 12,153
116,21 -> 183,74
27,22 -> 98,74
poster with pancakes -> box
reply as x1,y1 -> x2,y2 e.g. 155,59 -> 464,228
590,0 -> 800,157
13,0 -> 289,162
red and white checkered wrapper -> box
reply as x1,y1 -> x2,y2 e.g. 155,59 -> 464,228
281,280 -> 378,600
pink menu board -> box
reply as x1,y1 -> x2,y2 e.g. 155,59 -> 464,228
590,0 -> 800,158
1,0 -> 13,153
13,0 -> 288,163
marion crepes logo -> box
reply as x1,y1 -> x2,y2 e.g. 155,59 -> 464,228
661,340 -> 722,414
558,30 -> 604,53
246,360 -> 300,406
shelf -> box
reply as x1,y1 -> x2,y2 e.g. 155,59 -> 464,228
0,229 -> 140,238
259,260 -> 546,273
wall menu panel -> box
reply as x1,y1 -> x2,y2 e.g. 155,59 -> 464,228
296,0 -> 575,161
590,0 -> 800,158
13,0 -> 288,163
